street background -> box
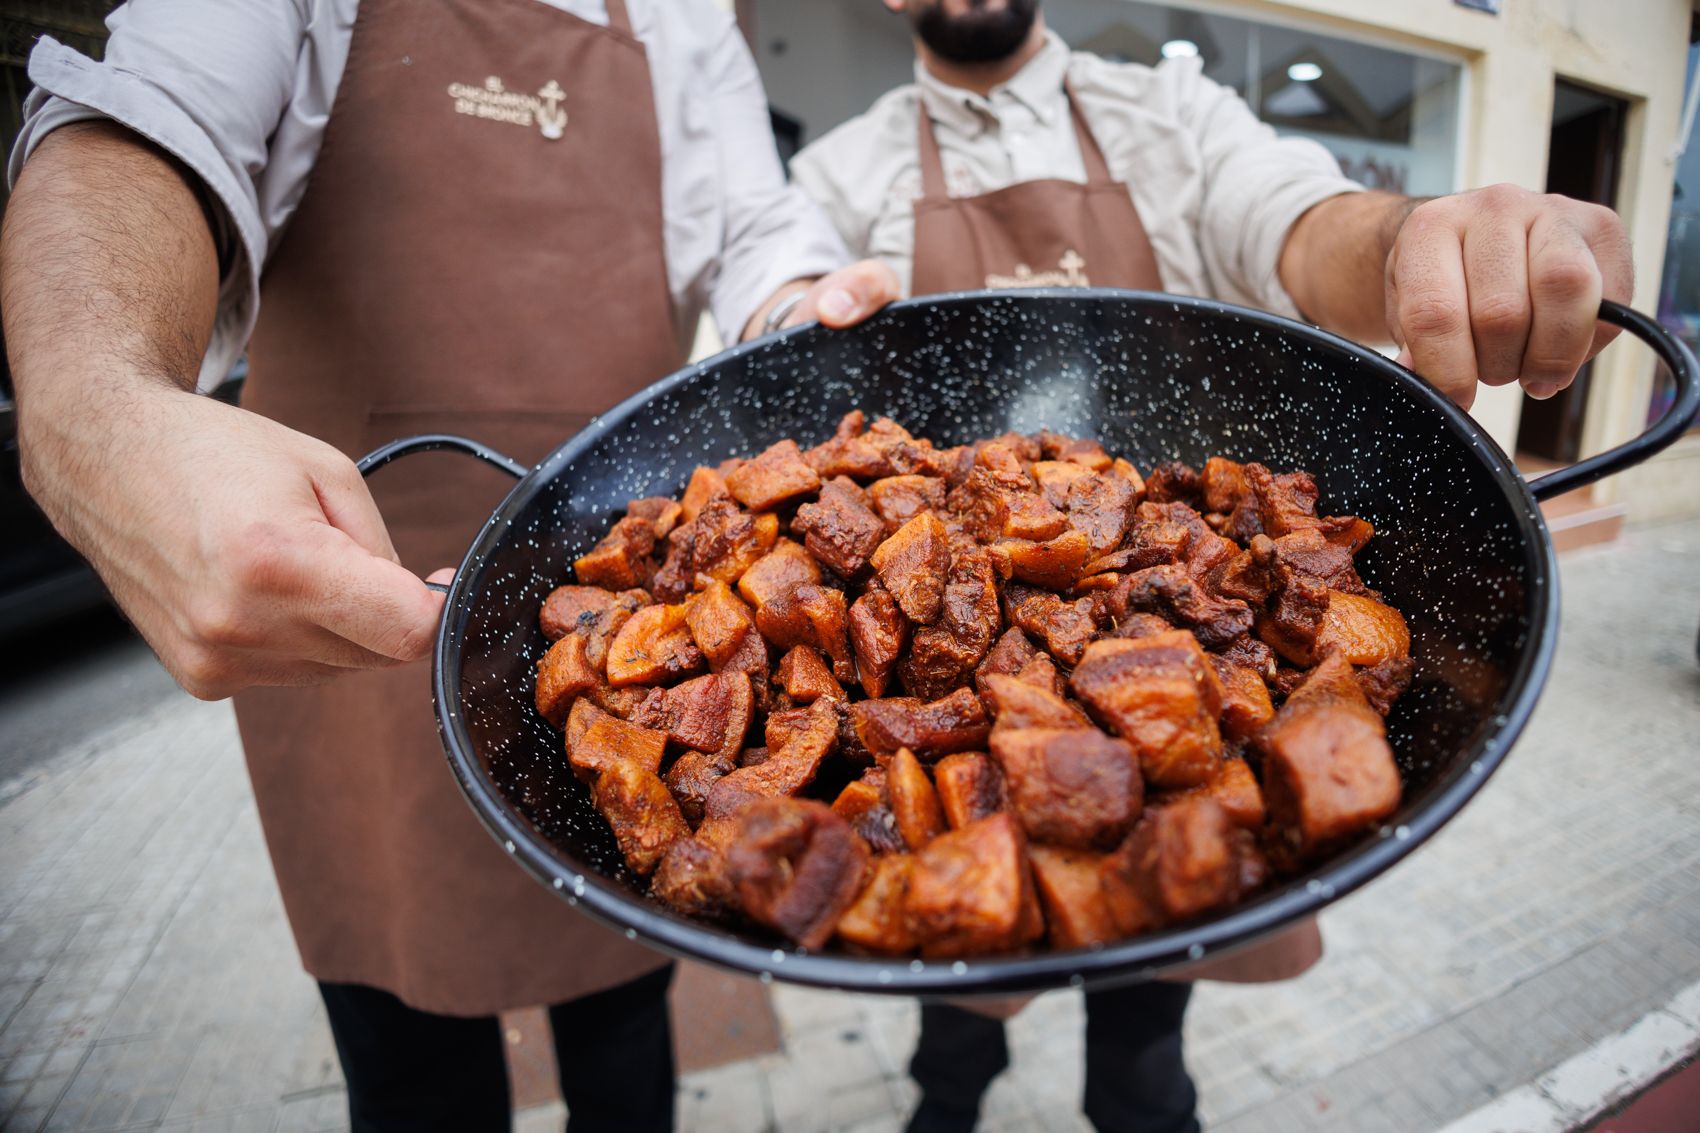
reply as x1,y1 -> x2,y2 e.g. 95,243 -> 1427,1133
2,517 -> 1698,1133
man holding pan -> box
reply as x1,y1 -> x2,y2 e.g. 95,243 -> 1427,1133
790,1 -> 1633,1130
2,1 -> 897,1128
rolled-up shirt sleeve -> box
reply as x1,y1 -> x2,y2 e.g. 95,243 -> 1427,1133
1173,58 -> 1363,319
8,1 -> 314,389
699,13 -> 850,339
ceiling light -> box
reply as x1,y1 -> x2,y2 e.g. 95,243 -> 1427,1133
1287,61 -> 1323,82
1161,39 -> 1200,59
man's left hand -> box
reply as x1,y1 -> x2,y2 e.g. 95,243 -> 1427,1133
1384,184 -> 1633,410
745,259 -> 903,340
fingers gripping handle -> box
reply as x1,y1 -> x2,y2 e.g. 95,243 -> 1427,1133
354,433 -> 529,595
1526,302 -> 1700,502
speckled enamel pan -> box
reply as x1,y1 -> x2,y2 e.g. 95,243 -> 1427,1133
357,291 -> 1698,996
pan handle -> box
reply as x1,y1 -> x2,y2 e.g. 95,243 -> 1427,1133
354,433 -> 529,594
1526,301 -> 1700,502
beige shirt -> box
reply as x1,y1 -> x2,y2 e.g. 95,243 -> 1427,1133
11,0 -> 849,391
791,32 -> 1362,318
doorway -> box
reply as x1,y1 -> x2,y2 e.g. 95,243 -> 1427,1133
1515,80 -> 1628,464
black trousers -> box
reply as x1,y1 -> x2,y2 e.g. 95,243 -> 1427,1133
318,964 -> 676,1133
907,980 -> 1199,1133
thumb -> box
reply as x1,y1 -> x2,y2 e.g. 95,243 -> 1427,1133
1394,347 -> 1414,370
807,259 -> 902,328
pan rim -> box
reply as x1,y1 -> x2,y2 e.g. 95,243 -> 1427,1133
430,288 -> 1560,994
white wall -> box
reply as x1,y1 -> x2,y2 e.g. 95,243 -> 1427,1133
749,0 -> 917,148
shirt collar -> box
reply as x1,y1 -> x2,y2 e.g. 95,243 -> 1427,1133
915,30 -> 1071,139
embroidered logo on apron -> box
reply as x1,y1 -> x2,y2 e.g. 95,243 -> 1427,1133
985,249 -> 1089,290
446,76 -> 568,140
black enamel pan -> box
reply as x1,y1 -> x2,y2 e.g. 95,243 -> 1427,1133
358,292 -> 1699,995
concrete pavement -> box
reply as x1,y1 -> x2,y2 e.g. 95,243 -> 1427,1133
3,517 -> 1698,1132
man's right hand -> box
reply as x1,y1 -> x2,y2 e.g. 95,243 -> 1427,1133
19,383 -> 445,700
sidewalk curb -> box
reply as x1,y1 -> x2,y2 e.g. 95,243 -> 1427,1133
1436,980 -> 1700,1133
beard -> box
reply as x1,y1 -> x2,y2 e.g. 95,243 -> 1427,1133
909,0 -> 1041,65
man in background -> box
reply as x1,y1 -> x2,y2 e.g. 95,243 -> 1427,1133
791,2 -> 1632,1130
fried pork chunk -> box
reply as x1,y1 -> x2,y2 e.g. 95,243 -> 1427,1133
723,798 -> 869,949
848,587 -> 908,698
1157,756 -> 1266,830
535,633 -> 600,725
541,584 -> 647,645
831,775 -> 906,855
888,748 -> 947,850
1100,797 -> 1247,933
933,752 -> 1006,829
793,478 -> 886,580
1313,592 -> 1412,667
567,709 -> 667,783
902,541 -> 1000,700
705,698 -> 839,818
630,672 -> 753,760
1002,585 -> 1099,666
836,854 -> 918,954
990,727 -> 1142,850
1070,632 -> 1224,788
664,750 -> 734,826
867,475 -> 946,533
1210,658 -> 1275,742
573,516 -> 657,590
947,460 -> 1068,542
651,836 -> 736,920
1028,845 -> 1116,950
980,673 -> 1092,731
592,759 -> 690,877
684,579 -> 768,684
604,603 -> 704,687
848,688 -> 991,761
871,513 -> 952,623
1101,563 -> 1253,649
906,813 -> 1045,957
1259,655 -> 1402,860
680,466 -> 730,523
776,645 -> 845,703
725,439 -> 822,512
974,626 -> 1039,694
652,496 -> 779,602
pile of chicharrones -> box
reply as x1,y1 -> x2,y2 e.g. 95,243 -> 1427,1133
533,411 -> 1413,957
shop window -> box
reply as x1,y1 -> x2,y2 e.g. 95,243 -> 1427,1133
1654,38 -> 1700,432
1045,1 -> 1464,195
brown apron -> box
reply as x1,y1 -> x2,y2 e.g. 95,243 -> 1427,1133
911,78 -> 1323,988
910,79 -> 1162,296
236,0 -> 682,1016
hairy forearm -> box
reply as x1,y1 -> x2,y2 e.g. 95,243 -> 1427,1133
2,121 -> 219,421
1277,190 -> 1425,342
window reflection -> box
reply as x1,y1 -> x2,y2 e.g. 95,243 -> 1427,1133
1045,1 -> 1462,195
1654,42 -> 1700,429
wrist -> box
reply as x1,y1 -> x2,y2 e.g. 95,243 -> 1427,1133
742,278 -> 814,342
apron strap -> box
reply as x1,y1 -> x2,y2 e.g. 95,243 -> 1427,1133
915,98 -> 950,199
605,0 -> 633,35
1063,77 -> 1115,186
